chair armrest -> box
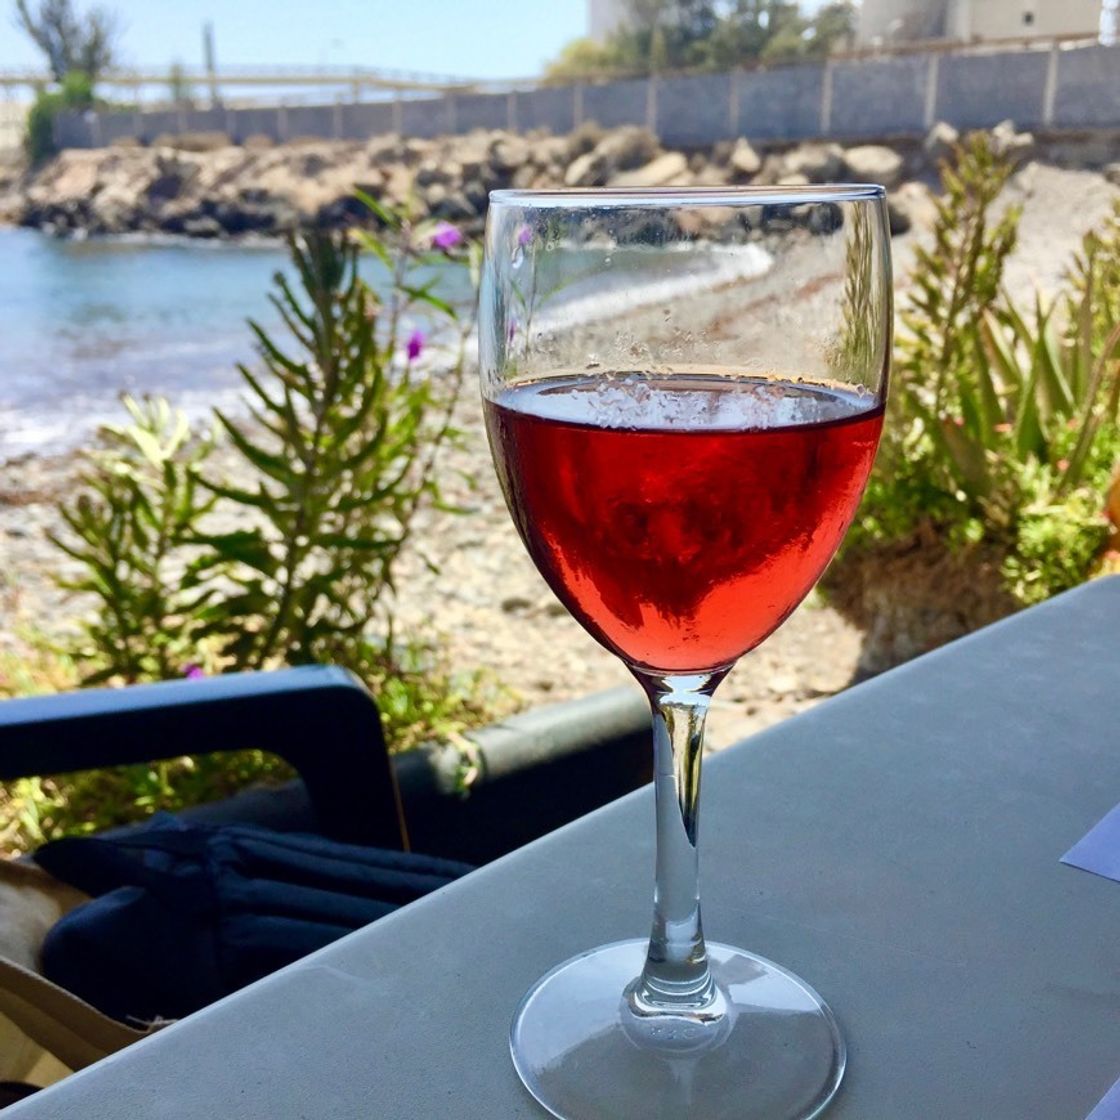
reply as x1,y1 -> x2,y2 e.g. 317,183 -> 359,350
0,667 -> 406,850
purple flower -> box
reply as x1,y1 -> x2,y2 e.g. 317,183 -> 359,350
517,224 -> 533,247
430,222 -> 463,250
406,329 -> 425,362
183,664 -> 205,680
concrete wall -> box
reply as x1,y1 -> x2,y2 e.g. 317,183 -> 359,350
830,54 -> 931,136
339,102 -> 395,141
581,78 -> 648,130
55,41 -> 1120,152
453,92 -> 512,132
1053,44 -> 1120,127
739,65 -> 823,139
516,87 -> 576,133
656,73 -> 733,147
935,48 -> 1050,128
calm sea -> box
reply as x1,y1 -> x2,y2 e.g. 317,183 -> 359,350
0,228 -> 470,462
0,226 -> 772,463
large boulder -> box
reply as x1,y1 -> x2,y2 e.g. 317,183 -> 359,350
564,150 -> 599,187
566,121 -> 605,157
527,134 -> 570,175
599,126 -> 659,169
151,131 -> 231,153
461,177 -> 489,212
566,126 -> 661,186
489,135 -> 530,173
609,151 -> 688,188
429,188 -> 476,221
728,137 -> 761,180
923,120 -> 959,166
691,161 -> 731,187
885,182 -> 936,236
782,142 -> 844,183
415,157 -> 459,187
145,153 -> 200,203
751,153 -> 787,186
26,149 -> 104,204
990,119 -> 1035,162
842,145 -> 904,189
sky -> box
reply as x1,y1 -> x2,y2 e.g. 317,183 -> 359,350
1,0 -> 591,81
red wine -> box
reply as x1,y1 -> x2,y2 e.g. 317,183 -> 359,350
485,373 -> 883,674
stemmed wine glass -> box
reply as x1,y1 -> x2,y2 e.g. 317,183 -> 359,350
479,186 -> 891,1120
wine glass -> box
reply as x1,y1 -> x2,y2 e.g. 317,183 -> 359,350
479,185 -> 891,1120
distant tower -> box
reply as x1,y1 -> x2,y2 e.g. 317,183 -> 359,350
588,0 -> 631,43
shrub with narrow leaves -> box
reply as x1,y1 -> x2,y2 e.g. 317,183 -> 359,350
843,133 -> 1119,605
193,225 -> 468,674
49,396 -> 214,684
37,206 -> 502,846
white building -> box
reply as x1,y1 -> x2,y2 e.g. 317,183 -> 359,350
856,0 -> 1103,45
589,0 -> 631,43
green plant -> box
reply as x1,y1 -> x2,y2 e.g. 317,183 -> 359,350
35,207 -> 500,850
1064,201 -> 1120,351
0,634 -> 509,854
194,220 -> 468,674
49,396 -> 214,684
544,1 -> 854,78
52,208 -> 472,685
167,61 -> 194,106
24,68 -> 94,162
842,133 -> 1120,609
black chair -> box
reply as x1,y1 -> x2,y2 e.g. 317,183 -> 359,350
0,666 -> 407,850
0,667 -> 652,1082
0,665 -> 652,861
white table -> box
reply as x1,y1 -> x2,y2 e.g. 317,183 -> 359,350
11,579 -> 1120,1119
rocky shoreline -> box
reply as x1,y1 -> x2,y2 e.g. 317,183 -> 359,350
5,118 -> 1112,241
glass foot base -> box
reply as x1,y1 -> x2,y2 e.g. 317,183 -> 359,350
510,939 -> 845,1120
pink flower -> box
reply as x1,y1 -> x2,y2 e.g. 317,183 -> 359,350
184,665 -> 204,680
430,222 -> 463,250
517,224 -> 533,247
406,329 -> 425,362
1057,458 -> 1070,472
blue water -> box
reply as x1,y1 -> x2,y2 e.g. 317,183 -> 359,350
0,226 -> 772,462
0,228 -> 469,462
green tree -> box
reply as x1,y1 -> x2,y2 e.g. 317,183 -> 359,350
543,37 -> 623,81
543,0 -> 847,78
14,0 -> 118,83
806,1 -> 855,56
24,68 -> 94,162
168,60 -> 194,106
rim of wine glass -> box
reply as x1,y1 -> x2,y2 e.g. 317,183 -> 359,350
489,183 -> 886,208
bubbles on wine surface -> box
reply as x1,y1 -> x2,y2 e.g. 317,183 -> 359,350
507,373 -> 874,433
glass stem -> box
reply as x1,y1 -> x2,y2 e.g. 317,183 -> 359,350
629,671 -> 724,1017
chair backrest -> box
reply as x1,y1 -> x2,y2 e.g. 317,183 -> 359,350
0,667 -> 408,850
